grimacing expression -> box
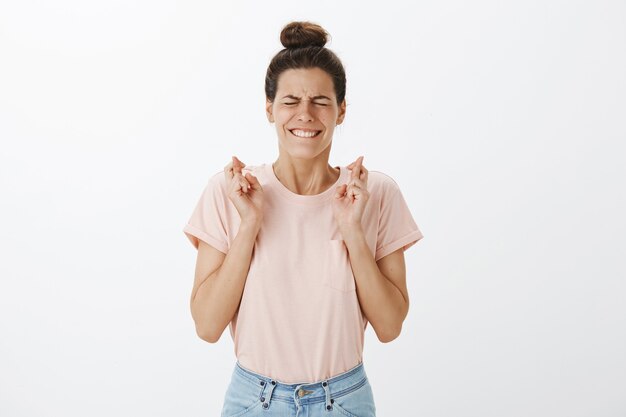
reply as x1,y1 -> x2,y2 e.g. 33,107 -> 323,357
266,67 -> 346,159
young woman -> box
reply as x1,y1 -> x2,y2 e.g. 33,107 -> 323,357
184,21 -> 423,417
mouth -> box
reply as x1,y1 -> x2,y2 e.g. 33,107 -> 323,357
289,129 -> 322,139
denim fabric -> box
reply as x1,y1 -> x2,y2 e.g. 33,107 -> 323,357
220,361 -> 376,417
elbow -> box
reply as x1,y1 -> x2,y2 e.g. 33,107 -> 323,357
378,331 -> 400,343
196,325 -> 220,343
191,303 -> 221,343
192,314 -> 222,344
375,308 -> 406,343
377,324 -> 402,343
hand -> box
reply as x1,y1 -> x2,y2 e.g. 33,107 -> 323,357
224,156 -> 264,226
332,155 -> 370,235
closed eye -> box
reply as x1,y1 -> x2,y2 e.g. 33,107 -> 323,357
284,102 -> 328,106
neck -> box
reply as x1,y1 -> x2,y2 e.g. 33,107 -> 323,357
272,158 -> 340,196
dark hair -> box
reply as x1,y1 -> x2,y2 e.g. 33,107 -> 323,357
265,21 -> 346,105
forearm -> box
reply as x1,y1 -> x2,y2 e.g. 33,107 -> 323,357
191,220 -> 261,342
342,226 -> 407,342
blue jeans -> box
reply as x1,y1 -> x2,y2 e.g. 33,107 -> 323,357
220,361 -> 377,417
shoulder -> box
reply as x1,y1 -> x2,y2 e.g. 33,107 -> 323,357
365,169 -> 404,196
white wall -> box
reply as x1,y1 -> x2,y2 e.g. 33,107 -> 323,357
1,1 -> 624,416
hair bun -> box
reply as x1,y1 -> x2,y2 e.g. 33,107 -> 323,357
280,21 -> 329,49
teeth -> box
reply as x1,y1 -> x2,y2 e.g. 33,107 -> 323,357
291,129 -> 320,138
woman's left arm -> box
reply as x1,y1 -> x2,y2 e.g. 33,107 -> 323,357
342,228 -> 409,343
332,156 -> 409,343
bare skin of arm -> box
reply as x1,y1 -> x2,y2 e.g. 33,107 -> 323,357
333,156 -> 410,342
190,220 -> 261,343
189,156 -> 264,343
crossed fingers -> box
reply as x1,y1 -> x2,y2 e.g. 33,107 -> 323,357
225,156 -> 251,193
346,155 -> 368,192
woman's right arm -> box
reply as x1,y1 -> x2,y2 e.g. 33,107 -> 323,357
190,219 -> 261,343
190,156 -> 264,343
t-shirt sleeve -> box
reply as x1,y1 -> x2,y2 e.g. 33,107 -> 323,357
375,182 -> 424,262
183,173 -> 230,253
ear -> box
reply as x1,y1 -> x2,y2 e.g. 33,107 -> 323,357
336,99 -> 347,125
266,98 -> 274,123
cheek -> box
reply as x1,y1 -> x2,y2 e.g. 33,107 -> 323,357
274,109 -> 293,124
320,116 -> 335,127
320,108 -> 339,121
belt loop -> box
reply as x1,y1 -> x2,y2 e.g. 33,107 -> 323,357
321,379 -> 333,412
259,378 -> 277,410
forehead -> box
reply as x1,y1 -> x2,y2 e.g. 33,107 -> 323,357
276,67 -> 335,98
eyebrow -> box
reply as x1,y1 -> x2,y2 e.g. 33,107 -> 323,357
281,94 -> 332,101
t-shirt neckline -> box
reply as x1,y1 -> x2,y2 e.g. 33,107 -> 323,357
264,162 -> 346,205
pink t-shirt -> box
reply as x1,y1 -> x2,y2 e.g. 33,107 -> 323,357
183,162 -> 423,383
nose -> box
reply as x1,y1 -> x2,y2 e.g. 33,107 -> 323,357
297,101 -> 314,122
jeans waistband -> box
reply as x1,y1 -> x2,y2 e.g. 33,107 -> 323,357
233,361 -> 368,406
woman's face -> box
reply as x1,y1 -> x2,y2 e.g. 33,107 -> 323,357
266,67 -> 346,160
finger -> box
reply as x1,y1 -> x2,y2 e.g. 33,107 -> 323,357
359,165 -> 368,182
230,169 -> 249,192
347,176 -> 369,198
244,172 -> 255,182
334,184 -> 347,199
234,156 -> 246,168
347,183 -> 358,199
347,183 -> 367,200
232,157 -> 241,174
354,158 -> 367,182
347,156 -> 361,169
350,158 -> 358,179
224,161 -> 234,180
232,156 -> 245,174
347,178 -> 367,191
239,177 -> 250,193
352,156 -> 363,180
350,156 -> 363,168
245,173 -> 261,190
